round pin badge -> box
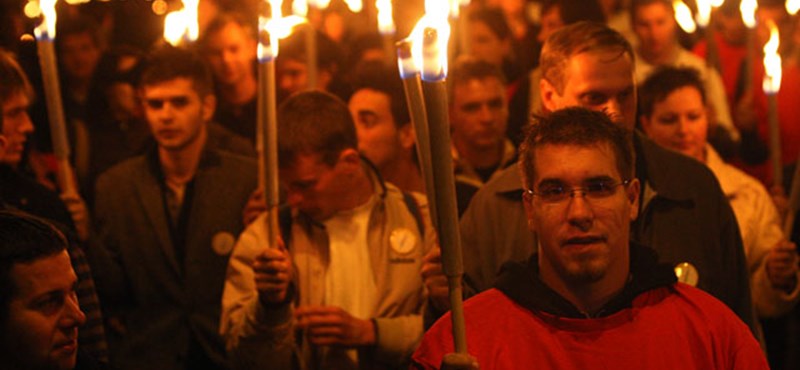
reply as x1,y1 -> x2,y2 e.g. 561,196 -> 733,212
390,228 -> 417,255
212,232 -> 236,256
674,262 -> 699,286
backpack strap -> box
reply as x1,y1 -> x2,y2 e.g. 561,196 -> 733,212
402,192 -> 425,239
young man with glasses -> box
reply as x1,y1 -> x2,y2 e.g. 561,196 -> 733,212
221,91 -> 434,370
442,22 -> 755,334
412,107 -> 767,370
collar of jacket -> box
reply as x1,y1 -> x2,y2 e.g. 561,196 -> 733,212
494,242 -> 677,319
145,140 -> 223,183
291,155 -> 387,229
633,131 -> 695,203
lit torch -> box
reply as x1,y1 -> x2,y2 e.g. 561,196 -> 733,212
740,0 -> 757,94
377,0 -> 395,62
257,0 -> 304,248
32,0 -> 77,195
408,0 -> 472,363
163,0 -> 199,46
396,40 -> 436,223
762,20 -> 783,189
695,0 -> 723,71
788,0 -> 800,16
673,0 -> 696,34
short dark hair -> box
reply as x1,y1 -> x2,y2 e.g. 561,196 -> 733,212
0,210 -> 68,325
56,14 -> 102,51
540,21 -> 633,94
448,56 -> 507,102
0,49 -> 33,106
139,45 -> 214,97
519,107 -> 635,189
278,91 -> 358,167
349,60 -> 410,128
467,7 -> 512,41
638,66 -> 706,119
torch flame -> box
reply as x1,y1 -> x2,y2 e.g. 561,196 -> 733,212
377,0 -> 394,35
762,20 -> 782,94
788,0 -> 800,16
259,0 -> 307,62
673,0 -> 696,34
163,0 -> 199,46
695,0 -> 711,28
293,0 -> 308,17
740,0 -> 757,29
396,39 -> 418,79
343,0 -> 363,13
310,0 -> 331,9
34,0 -> 58,40
417,0 -> 451,81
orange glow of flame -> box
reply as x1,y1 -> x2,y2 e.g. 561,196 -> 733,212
788,0 -> 800,16
163,0 -> 199,46
344,0 -> 362,13
740,0 -> 757,29
409,0 -> 450,81
762,20 -> 781,94
673,0 -> 696,34
33,0 -> 58,40
377,0 -> 394,35
259,0 -> 307,61
293,0 -> 308,17
310,0 -> 331,9
695,0 -> 712,28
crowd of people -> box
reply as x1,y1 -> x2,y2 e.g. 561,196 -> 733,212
1,0 -> 800,369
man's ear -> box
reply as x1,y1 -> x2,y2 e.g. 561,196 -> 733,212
627,178 -> 641,221
398,124 -> 416,150
539,78 -> 560,113
202,94 -> 216,122
338,148 -> 361,170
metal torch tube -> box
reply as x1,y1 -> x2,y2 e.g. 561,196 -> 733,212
421,79 -> 467,355
400,74 -> 438,225
784,158 -> 800,236
305,23 -> 318,90
258,59 -> 281,248
36,38 -> 76,194
767,93 -> 783,187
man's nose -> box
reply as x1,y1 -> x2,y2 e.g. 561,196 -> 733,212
565,193 -> 594,230
603,99 -> 623,123
20,112 -> 35,134
61,293 -> 87,328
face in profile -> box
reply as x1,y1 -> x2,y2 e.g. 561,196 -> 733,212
348,88 -> 412,171
541,50 -> 637,130
1,250 -> 86,370
1,91 -> 35,166
141,78 -> 214,152
640,85 -> 708,162
524,143 -> 639,286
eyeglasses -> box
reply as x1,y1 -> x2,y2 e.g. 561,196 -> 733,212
525,179 -> 631,204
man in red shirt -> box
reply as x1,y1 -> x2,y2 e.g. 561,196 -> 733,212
412,107 -> 767,370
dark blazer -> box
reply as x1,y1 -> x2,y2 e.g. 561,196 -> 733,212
90,144 -> 257,370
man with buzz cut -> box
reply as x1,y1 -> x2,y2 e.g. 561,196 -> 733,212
90,46 -> 257,370
221,91 -> 434,370
429,21 -> 756,333
413,108 -> 767,370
